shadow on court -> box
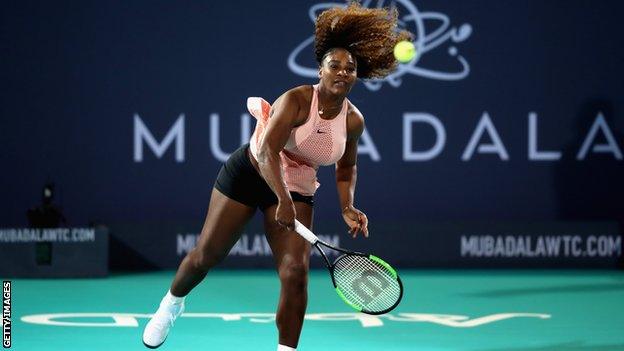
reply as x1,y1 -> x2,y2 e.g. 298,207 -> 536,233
473,341 -> 624,351
464,282 -> 624,297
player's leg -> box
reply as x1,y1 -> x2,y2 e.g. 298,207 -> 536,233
144,144 -> 259,349
264,201 -> 313,349
170,144 -> 260,295
143,188 -> 256,349
170,188 -> 256,296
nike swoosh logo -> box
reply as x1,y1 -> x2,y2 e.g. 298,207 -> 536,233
316,129 -> 327,134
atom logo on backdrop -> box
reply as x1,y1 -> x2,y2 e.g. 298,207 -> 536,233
288,0 -> 472,90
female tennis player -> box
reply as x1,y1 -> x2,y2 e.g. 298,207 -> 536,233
143,3 -> 410,350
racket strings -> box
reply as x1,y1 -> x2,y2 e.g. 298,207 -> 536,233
333,255 -> 401,313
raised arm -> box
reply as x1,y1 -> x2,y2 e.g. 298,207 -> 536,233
257,88 -> 308,230
335,106 -> 369,237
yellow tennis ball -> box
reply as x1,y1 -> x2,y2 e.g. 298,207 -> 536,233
394,40 -> 416,63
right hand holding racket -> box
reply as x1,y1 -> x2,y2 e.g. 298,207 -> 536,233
342,205 -> 368,238
276,199 -> 296,230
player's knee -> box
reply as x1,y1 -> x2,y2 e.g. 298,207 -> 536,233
278,261 -> 309,292
190,249 -> 220,272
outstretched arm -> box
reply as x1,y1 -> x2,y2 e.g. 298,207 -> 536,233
257,89 -> 307,230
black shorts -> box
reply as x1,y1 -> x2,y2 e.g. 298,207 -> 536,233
214,144 -> 314,210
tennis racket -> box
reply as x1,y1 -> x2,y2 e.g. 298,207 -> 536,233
294,219 -> 403,315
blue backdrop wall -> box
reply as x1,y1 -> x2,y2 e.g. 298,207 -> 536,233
2,0 -> 623,269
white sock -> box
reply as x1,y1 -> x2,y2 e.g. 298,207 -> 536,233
164,290 -> 185,305
277,345 -> 296,351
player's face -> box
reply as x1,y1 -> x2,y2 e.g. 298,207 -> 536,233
319,49 -> 357,95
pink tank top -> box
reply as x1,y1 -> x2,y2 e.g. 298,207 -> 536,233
247,85 -> 349,196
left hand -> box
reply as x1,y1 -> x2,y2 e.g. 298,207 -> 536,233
342,205 -> 369,238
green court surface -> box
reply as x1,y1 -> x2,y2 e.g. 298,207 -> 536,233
10,270 -> 624,350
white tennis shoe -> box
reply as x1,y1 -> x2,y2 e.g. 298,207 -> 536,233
142,299 -> 185,349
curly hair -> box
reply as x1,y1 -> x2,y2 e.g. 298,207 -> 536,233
314,2 -> 411,79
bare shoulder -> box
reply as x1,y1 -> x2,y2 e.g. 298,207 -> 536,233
290,85 -> 314,101
272,85 -> 312,125
346,100 -> 365,139
274,85 -> 312,108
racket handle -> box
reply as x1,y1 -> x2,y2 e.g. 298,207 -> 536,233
294,219 -> 319,244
